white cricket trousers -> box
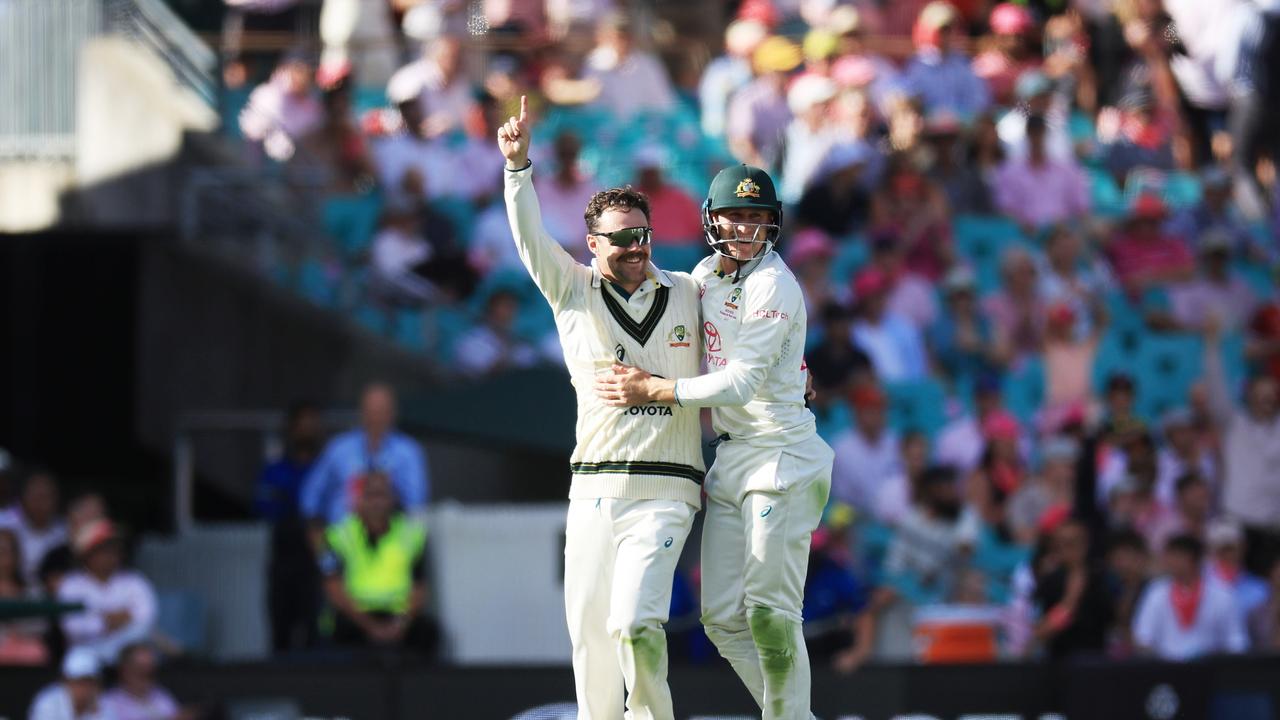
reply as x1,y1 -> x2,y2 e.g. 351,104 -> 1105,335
700,434 -> 834,720
564,496 -> 697,720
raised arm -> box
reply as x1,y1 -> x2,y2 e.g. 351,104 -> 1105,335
499,95 -> 587,308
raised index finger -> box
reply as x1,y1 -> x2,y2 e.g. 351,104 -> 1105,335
519,94 -> 528,123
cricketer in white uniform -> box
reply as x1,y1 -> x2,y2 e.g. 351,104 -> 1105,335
597,165 -> 833,719
498,97 -> 705,720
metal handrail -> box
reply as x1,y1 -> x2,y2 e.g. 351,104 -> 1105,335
0,0 -> 217,161
105,0 -> 218,107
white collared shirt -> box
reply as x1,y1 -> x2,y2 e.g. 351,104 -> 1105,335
505,164 -> 705,507
1134,576 -> 1247,660
676,252 -> 816,447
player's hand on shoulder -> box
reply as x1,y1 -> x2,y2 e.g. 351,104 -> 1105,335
497,95 -> 532,170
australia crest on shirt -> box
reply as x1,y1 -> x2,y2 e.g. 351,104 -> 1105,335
668,324 -> 691,348
719,287 -> 741,319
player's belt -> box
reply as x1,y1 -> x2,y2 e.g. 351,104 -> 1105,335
570,460 -> 705,484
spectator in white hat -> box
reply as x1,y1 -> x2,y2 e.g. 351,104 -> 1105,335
699,20 -> 768,138
27,647 -> 108,720
779,75 -> 850,203
1205,520 -> 1271,624
57,520 -> 157,665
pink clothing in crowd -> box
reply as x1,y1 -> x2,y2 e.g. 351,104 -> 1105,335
994,158 -> 1090,228
1107,234 -> 1195,286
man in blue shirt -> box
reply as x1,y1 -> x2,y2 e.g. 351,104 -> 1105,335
301,384 -> 429,545
255,402 -> 324,523
256,401 -> 325,653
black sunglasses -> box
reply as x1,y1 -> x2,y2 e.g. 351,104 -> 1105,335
590,226 -> 653,247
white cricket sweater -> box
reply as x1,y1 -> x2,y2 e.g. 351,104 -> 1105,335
505,164 -> 705,508
675,251 -> 817,447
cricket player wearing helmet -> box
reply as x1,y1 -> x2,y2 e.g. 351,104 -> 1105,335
597,165 -> 833,718
499,96 -> 705,720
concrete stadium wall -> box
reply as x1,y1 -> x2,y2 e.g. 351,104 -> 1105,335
133,239 -> 575,512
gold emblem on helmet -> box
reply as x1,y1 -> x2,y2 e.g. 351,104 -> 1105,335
734,178 -> 761,198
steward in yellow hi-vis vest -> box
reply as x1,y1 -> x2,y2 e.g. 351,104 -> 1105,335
319,472 -> 438,654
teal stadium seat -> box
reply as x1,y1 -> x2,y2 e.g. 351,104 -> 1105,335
1091,331 -> 1139,396
352,86 -> 388,116
219,87 -> 251,140
429,199 -> 476,248
1001,357 -> 1045,427
1136,333 -> 1203,420
427,305 -> 474,362
1235,261 -> 1275,298
884,379 -> 948,438
393,308 -> 427,351
322,193 -> 382,257
1219,331 -> 1248,390
814,399 -> 854,442
972,526 -> 1030,604
951,216 -> 1031,294
352,302 -> 390,335
651,245 -> 708,273
856,519 -> 896,586
828,237 -> 869,284
1102,289 -> 1162,354
297,258 -> 337,307
1162,171 -> 1203,210
1087,168 -> 1128,220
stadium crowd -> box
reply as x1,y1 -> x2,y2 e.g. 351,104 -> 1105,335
4,0 -> 1280,712
222,0 -> 1280,670
223,0 -> 1280,656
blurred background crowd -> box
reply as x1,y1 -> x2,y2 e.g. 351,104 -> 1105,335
2,0 -> 1280,716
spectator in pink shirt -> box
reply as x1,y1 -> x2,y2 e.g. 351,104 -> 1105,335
870,154 -> 954,281
1169,231 -> 1259,333
1107,194 -> 1195,290
983,247 -> 1046,365
869,232 -> 939,332
1043,302 -> 1101,421
631,146 -> 702,246
727,36 -> 801,171
533,131 -> 599,259
994,115 -> 1090,232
